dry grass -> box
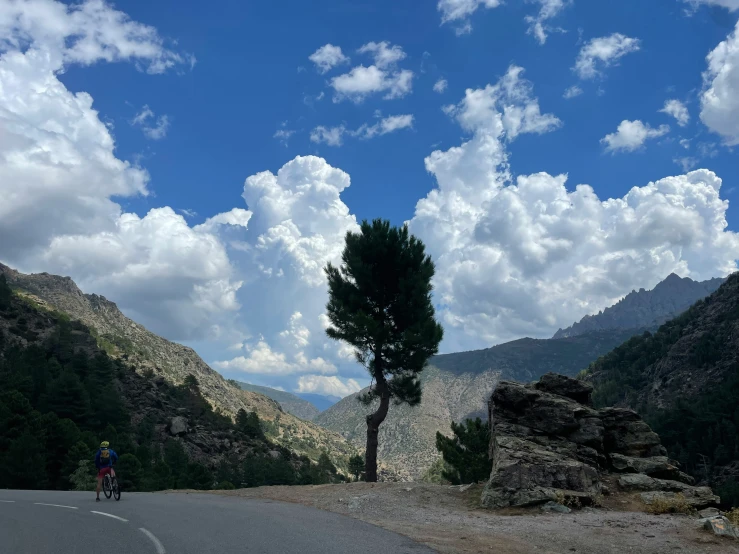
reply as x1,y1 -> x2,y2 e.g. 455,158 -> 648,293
727,508 -> 739,525
554,490 -> 582,509
644,493 -> 694,515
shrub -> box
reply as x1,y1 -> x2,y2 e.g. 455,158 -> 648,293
554,490 -> 582,509
215,481 -> 236,490
69,460 -> 97,492
727,508 -> 739,525
644,493 -> 693,515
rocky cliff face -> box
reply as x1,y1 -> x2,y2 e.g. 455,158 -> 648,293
0,264 -> 355,469
481,374 -> 719,510
315,330 -> 637,479
553,273 -> 724,339
584,272 -> 739,506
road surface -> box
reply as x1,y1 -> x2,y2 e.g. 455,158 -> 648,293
0,489 -> 433,553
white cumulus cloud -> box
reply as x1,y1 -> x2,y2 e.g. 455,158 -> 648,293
330,44 -> 414,103
525,0 -> 572,45
660,99 -> 690,127
438,0 -> 501,34
308,44 -> 349,73
310,125 -> 347,146
601,120 -> 670,153
0,1 -> 245,341
434,78 -> 448,93
211,156 -> 362,387
311,114 -> 414,146
563,85 -> 583,99
700,21 -> 739,145
131,105 -> 170,139
407,67 -> 739,352
357,41 -> 406,68
297,375 -> 361,397
574,33 -> 641,80
683,0 -> 739,11
443,66 -> 562,139
0,0 -> 193,73
352,114 -> 414,140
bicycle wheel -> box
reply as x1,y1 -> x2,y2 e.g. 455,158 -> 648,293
112,477 -> 121,501
103,474 -> 112,499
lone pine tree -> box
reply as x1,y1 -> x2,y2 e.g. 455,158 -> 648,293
324,219 -> 443,482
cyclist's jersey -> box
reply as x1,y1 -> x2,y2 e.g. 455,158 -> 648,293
95,448 -> 118,469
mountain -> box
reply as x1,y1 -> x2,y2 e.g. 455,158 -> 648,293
314,272 -> 726,480
236,383 -> 320,421
295,393 -> 340,412
314,329 -> 638,480
553,273 -> 725,339
0,275 -> 337,491
0,264 -> 356,471
584,272 -> 739,507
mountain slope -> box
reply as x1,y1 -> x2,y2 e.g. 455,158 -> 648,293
0,277 -> 324,491
315,330 -> 638,479
584,272 -> 739,506
553,273 -> 725,338
0,264 -> 356,470
236,382 -> 319,421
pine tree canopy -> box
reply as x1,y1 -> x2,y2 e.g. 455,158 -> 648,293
324,219 -> 443,405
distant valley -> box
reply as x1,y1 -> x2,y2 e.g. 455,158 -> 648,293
234,382 -> 339,421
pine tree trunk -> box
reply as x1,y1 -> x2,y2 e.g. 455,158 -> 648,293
364,378 -> 390,482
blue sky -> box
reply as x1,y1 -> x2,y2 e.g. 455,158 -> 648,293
61,0 -> 738,228
1,0 -> 739,398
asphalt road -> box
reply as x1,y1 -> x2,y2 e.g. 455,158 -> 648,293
0,489 -> 433,553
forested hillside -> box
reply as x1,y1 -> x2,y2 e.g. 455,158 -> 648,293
0,263 -> 355,472
584,272 -> 739,507
0,276 -> 342,491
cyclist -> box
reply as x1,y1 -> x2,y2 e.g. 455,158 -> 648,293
94,441 -> 119,502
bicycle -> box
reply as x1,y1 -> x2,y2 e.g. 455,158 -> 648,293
102,472 -> 121,501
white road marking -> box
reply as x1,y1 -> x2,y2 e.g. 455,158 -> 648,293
34,503 -> 78,509
0,500 -> 15,503
91,510 -> 128,522
139,528 -> 166,554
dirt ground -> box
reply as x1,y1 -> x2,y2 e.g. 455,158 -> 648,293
170,482 -> 739,553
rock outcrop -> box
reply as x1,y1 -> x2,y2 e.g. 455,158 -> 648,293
481,373 -> 719,510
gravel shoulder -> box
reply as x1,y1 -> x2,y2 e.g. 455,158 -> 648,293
176,482 -> 739,554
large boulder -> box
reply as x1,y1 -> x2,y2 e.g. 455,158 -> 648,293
481,374 -> 717,511
609,453 -> 695,484
481,434 -> 601,509
534,373 -> 594,405
599,408 -> 666,458
169,416 -> 188,436
640,489 -> 720,509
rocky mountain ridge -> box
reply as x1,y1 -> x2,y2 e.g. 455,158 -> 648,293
553,273 -> 724,339
0,264 -> 356,470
